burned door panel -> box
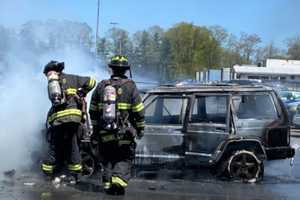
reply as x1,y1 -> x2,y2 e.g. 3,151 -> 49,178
185,94 -> 230,164
136,95 -> 189,168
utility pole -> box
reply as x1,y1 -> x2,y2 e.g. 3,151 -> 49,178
95,0 -> 100,54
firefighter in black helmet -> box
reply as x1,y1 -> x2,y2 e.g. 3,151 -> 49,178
89,55 -> 145,195
41,60 -> 96,183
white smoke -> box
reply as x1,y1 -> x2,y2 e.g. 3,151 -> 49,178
0,56 -> 48,173
0,29 -> 108,176
0,5 -> 157,178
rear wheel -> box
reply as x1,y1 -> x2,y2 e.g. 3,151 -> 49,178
227,150 -> 263,183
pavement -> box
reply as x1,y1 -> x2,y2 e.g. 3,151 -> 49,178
1,137 -> 300,200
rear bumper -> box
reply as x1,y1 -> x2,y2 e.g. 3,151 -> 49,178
265,146 -> 295,160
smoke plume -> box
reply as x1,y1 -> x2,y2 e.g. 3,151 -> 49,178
0,21 -> 108,176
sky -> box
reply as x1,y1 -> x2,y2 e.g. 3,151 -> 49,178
0,0 -> 300,47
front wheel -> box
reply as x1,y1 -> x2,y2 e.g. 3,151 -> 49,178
227,150 -> 264,183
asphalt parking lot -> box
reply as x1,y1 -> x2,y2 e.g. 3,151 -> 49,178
1,137 -> 300,200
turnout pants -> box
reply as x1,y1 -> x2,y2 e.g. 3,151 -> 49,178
42,122 -> 82,176
99,135 -> 136,189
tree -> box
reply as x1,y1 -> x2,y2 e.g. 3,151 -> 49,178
255,42 -> 286,64
224,34 -> 244,65
147,26 -> 164,76
132,30 -> 152,70
96,37 -> 112,61
238,32 -> 261,64
209,25 -> 229,47
131,26 -> 165,78
164,22 -> 221,79
107,27 -> 131,55
220,32 -> 261,66
287,36 -> 300,60
160,37 -> 172,81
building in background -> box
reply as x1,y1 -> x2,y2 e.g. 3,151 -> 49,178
232,59 -> 300,81
195,59 -> 300,89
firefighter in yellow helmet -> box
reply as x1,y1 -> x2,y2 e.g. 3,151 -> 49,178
89,55 -> 145,195
41,60 -> 96,183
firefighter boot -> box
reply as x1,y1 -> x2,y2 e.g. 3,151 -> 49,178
106,176 -> 127,195
105,183 -> 125,195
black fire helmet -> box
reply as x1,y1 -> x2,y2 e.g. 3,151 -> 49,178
43,60 -> 65,75
108,55 -> 130,70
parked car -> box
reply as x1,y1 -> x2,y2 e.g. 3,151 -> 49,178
292,105 -> 300,128
278,90 -> 300,124
135,82 -> 295,182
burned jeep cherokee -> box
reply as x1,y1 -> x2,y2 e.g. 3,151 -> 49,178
135,83 -> 295,182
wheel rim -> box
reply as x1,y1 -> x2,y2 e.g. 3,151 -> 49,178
228,150 -> 261,181
81,152 -> 95,177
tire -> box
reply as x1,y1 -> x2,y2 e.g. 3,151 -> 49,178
227,150 -> 264,183
80,151 -> 95,178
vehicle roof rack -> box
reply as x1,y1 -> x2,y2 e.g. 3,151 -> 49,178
159,80 -> 266,88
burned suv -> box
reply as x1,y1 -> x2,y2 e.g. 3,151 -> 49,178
135,83 -> 295,182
